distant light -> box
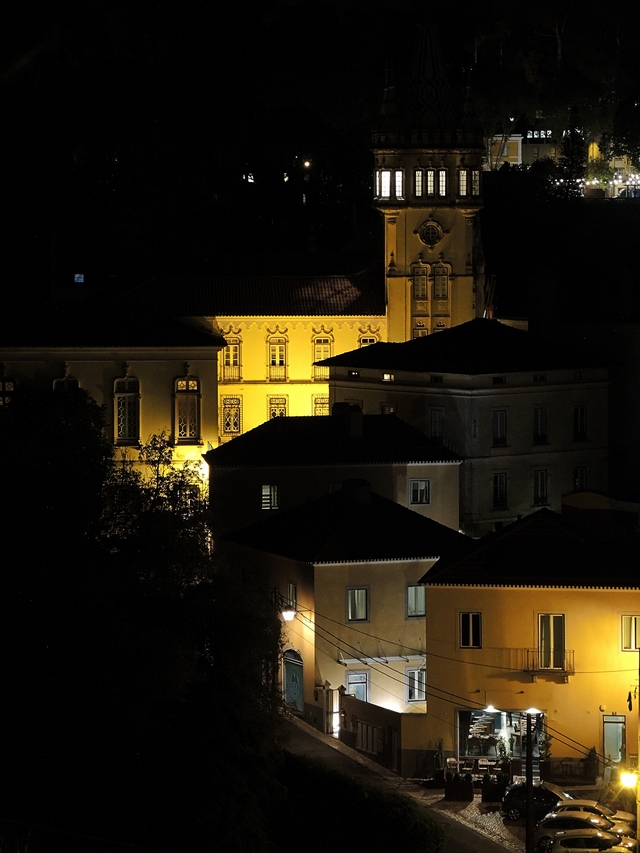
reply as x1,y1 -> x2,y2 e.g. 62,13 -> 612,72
74,273 -> 84,283
303,160 -> 311,168
283,172 -> 289,182
247,173 -> 254,183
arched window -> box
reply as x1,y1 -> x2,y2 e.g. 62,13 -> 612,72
313,336 -> 331,379
53,364 -> 79,392
268,337 -> 287,381
222,338 -> 241,381
114,372 -> 140,444
174,372 -> 201,444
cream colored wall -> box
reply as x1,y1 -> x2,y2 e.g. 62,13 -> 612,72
214,314 -> 386,439
315,559 -> 435,715
423,584 -> 640,759
1,348 -> 220,466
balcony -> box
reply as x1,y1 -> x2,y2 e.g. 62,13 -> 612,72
525,648 -> 575,676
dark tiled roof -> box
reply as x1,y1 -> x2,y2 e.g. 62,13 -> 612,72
205,410 -> 461,468
421,508 -> 640,589
223,482 -> 470,563
128,269 -> 385,317
0,300 -> 225,348
319,319 -> 604,375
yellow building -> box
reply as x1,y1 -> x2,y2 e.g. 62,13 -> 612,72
420,509 -> 640,776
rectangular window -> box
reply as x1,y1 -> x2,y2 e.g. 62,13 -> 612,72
382,372 -> 394,382
533,407 -> 548,444
380,169 -> 391,198
492,410 -> 507,446
356,720 -> 378,752
622,615 -> 640,651
313,337 -> 331,379
407,584 -> 425,618
539,613 -> 565,669
359,337 -> 376,347
460,612 -> 482,648
492,473 -> 507,509
410,479 -> 431,504
533,470 -> 548,505
414,168 -> 423,197
269,339 -> 287,381
573,466 -> 587,491
395,169 -> 404,199
269,397 -> 287,418
287,582 -> 297,610
426,169 -> 435,195
458,169 -> 468,196
407,668 -> 426,702
471,169 -> 481,196
438,169 -> 447,196
175,377 -> 200,443
430,408 -> 444,439
261,484 -> 279,510
347,671 -> 368,702
573,405 -> 587,441
114,377 -> 140,444
347,588 -> 369,622
222,341 -> 241,381
222,396 -> 242,434
434,268 -> 448,299
313,396 -> 329,416
413,271 -> 428,299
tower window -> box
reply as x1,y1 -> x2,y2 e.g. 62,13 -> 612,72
395,170 -> 404,199
379,170 -> 391,198
472,169 -> 481,196
414,169 -> 423,197
438,169 -> 447,197
458,169 -> 468,196
413,269 -> 428,298
426,169 -> 435,195
434,266 -> 448,299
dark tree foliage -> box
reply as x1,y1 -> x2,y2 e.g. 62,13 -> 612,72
0,391 -> 283,852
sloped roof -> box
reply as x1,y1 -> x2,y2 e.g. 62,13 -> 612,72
420,508 -> 640,589
318,319 -> 604,375
0,299 -> 225,349
128,269 -> 385,317
205,409 -> 461,468
223,481 -> 470,563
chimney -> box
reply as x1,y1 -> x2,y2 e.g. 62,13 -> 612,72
332,401 -> 363,440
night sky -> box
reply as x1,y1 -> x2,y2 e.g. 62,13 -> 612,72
4,0 -> 640,297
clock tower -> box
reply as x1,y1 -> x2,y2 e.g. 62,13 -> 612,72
373,27 -> 486,341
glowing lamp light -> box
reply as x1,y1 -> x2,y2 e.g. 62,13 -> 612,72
281,604 -> 296,622
621,772 -> 638,789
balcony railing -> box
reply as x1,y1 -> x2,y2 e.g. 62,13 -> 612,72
269,365 -> 286,382
525,649 -> 575,674
221,366 -> 241,382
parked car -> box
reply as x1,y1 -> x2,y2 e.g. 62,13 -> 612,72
502,781 -> 572,821
535,813 -> 635,852
553,802 -> 636,831
551,828 -> 638,851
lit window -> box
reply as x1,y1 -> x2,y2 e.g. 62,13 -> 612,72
433,266 -> 448,299
175,374 -> 201,444
492,410 -> 507,446
380,404 -> 395,415
533,470 -> 548,505
261,484 -> 279,510
114,374 -> 140,444
313,337 -> 331,379
533,407 -> 548,444
438,169 -> 447,196
622,615 -> 640,651
407,584 -> 425,617
539,613 -> 565,669
492,472 -> 507,508
380,170 -> 391,198
407,668 -> 426,702
313,396 -> 329,416
458,169 -> 468,196
460,612 -> 482,648
222,396 -> 242,434
222,340 -> 241,381
410,479 -> 431,504
395,170 -> 404,199
382,373 -> 394,382
426,169 -> 435,195
268,338 -> 287,381
414,169 -> 423,197
269,397 -> 287,418
347,587 -> 368,622
347,671 -> 368,701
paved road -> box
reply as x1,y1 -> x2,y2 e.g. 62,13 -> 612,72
278,716 -> 512,853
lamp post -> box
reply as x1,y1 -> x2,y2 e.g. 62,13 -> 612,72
525,708 -> 542,853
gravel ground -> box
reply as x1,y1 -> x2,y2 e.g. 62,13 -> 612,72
421,791 -> 525,852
